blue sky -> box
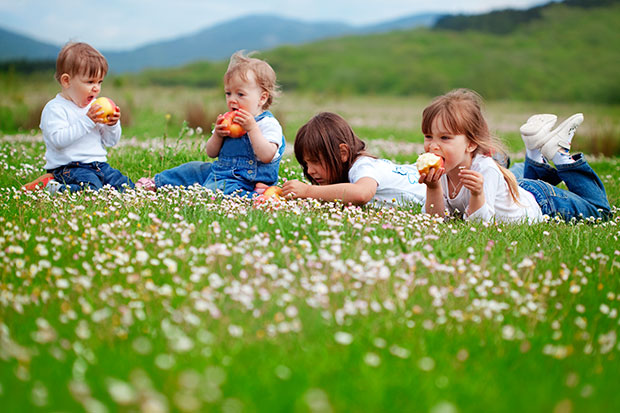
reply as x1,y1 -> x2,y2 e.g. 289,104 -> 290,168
0,0 -> 548,51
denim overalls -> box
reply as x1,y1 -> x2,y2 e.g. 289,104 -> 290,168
154,111 -> 285,197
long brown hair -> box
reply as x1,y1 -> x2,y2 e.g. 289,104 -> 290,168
422,89 -> 521,203
294,112 -> 371,185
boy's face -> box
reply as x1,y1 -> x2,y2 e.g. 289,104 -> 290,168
60,72 -> 104,108
224,71 -> 268,116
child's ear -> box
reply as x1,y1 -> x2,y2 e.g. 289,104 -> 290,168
338,143 -> 350,163
466,141 -> 478,153
59,73 -> 71,88
259,91 -> 269,108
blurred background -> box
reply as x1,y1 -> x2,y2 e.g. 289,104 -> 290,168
1,0 -> 619,156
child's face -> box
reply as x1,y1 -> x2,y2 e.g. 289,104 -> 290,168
304,157 -> 330,185
424,115 -> 477,172
60,72 -> 104,108
225,71 -> 268,116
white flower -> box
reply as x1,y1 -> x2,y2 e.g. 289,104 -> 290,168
334,331 -> 353,345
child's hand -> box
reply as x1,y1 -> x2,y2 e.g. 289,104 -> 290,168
418,166 -> 444,189
459,169 -> 484,196
282,179 -> 310,199
232,109 -> 258,133
214,114 -> 230,137
106,106 -> 121,126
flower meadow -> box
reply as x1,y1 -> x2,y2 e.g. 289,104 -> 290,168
1,133 -> 620,413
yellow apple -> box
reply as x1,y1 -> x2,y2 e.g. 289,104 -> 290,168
92,97 -> 116,122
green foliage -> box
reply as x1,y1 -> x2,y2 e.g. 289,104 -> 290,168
139,2 -> 620,103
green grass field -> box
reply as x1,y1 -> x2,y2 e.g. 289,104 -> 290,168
1,92 -> 619,412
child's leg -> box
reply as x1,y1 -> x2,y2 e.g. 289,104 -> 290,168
154,161 -> 212,188
522,156 -> 562,185
99,163 -> 135,192
519,177 -> 608,221
554,153 -> 610,218
52,163 -> 103,193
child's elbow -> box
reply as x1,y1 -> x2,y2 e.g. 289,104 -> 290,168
350,189 -> 375,206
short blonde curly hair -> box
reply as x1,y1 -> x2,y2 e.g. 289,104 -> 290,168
224,51 -> 280,110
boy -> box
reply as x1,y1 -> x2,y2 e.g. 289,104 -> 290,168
24,42 -> 133,193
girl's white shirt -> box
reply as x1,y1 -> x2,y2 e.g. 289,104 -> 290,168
348,156 -> 426,207
40,93 -> 121,169
426,154 -> 543,223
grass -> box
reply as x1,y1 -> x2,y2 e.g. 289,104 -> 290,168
1,95 -> 619,412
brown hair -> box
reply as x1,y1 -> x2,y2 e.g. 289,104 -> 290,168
422,88 -> 521,203
224,51 -> 279,110
295,112 -> 372,185
54,42 -> 108,83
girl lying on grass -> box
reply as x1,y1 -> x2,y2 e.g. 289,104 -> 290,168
418,88 -> 611,223
282,112 -> 426,207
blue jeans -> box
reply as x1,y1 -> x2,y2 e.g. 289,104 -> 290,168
154,161 -> 250,196
516,154 -> 610,221
49,161 -> 134,193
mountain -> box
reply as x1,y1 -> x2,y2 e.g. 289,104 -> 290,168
103,15 -> 355,72
0,27 -> 59,61
0,13 -> 440,72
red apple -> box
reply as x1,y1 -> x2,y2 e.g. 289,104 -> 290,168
262,186 -> 283,199
92,97 -> 116,122
219,110 -> 246,138
416,153 -> 444,175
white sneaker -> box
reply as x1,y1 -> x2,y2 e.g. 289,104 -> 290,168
519,114 -> 557,150
540,113 -> 584,160
45,179 -> 61,195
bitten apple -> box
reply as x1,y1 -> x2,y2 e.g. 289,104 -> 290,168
416,153 -> 444,175
219,110 -> 246,138
92,97 -> 116,122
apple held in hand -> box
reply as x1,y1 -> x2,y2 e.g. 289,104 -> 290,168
416,153 -> 444,175
220,110 -> 246,138
92,97 -> 116,122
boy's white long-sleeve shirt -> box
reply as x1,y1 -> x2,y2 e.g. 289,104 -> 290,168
40,93 -> 122,169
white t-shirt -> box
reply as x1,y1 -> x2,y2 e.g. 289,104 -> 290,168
256,115 -> 284,161
40,94 -> 122,169
424,154 -> 542,223
348,156 -> 426,207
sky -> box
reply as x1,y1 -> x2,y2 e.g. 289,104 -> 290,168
0,0 -> 548,51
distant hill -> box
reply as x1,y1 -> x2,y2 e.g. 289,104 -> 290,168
0,13 -> 440,72
0,27 -> 59,61
139,1 -> 620,103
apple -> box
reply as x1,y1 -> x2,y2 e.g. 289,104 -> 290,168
92,97 -> 116,122
416,153 -> 444,175
219,110 -> 246,138
253,185 -> 283,206
262,186 -> 283,199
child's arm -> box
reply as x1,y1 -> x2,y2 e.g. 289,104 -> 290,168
99,106 -> 122,147
234,109 -> 277,163
282,177 -> 377,206
419,168 -> 445,216
459,169 -> 485,216
206,115 -> 228,158
42,107 -> 97,149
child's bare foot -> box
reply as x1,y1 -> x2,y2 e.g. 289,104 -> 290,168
136,177 -> 156,191
254,182 -> 269,194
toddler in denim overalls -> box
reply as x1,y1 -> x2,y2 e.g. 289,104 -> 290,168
137,51 -> 284,197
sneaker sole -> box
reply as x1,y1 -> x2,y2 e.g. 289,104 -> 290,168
22,173 -> 55,191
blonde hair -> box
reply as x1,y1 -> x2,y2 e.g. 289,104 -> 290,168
55,42 -> 108,83
224,51 -> 279,110
422,88 -> 521,203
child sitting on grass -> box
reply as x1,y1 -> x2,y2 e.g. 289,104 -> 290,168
136,51 -> 285,197
282,112 -> 426,207
418,88 -> 610,222
24,42 -> 133,194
